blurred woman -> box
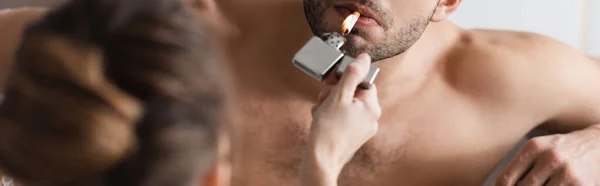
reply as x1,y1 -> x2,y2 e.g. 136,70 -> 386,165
0,0 -> 230,185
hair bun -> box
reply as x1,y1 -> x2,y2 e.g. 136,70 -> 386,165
0,0 -> 223,185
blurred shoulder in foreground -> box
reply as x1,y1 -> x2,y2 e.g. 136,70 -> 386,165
0,7 -> 48,90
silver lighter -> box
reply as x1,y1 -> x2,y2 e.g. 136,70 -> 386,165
292,12 -> 380,89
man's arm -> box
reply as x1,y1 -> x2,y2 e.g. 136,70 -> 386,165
530,39 -> 600,133
494,34 -> 600,186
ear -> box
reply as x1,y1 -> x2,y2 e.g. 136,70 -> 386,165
430,0 -> 462,22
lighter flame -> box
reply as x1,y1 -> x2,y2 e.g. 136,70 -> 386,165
341,11 -> 360,35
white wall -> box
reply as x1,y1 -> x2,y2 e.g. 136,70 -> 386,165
449,0 -> 599,57
586,1 -> 600,57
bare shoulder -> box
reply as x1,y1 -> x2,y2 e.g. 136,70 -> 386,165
443,30 -> 559,96
466,29 -> 597,89
0,7 -> 48,89
452,29 -> 590,65
445,29 -> 599,118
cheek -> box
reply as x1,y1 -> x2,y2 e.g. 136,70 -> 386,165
387,0 -> 434,19
312,8 -> 345,33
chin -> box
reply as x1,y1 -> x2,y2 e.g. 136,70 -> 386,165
347,34 -> 375,49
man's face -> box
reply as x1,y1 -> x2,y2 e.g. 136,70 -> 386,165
303,0 -> 440,61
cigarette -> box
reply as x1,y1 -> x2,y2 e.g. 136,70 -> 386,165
341,11 -> 360,35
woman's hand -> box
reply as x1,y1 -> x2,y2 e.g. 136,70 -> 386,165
300,53 -> 382,186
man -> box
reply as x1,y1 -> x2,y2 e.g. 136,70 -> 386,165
1,0 -> 600,186
217,0 -> 600,185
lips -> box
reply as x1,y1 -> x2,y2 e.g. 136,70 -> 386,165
334,3 -> 381,26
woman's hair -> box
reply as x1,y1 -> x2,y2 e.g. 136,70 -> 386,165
0,0 -> 225,185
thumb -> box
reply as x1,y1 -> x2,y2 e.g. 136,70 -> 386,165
333,53 -> 371,101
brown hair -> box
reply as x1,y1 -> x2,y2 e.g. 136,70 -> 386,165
0,0 -> 224,185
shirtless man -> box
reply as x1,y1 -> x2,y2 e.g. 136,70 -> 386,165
218,0 -> 600,185
1,0 -> 600,186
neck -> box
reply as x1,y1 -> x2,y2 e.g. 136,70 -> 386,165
371,21 -> 462,102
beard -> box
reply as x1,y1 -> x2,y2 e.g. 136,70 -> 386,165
303,0 -> 434,62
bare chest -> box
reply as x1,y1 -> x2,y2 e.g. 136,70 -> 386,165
230,93 -> 531,186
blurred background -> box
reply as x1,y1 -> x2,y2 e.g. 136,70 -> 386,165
449,0 -> 600,57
